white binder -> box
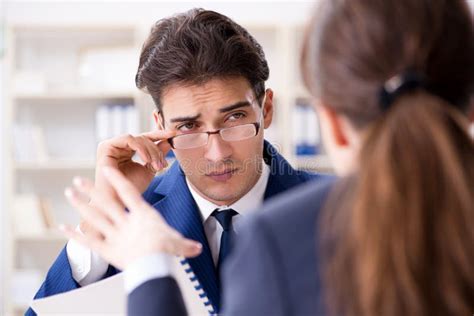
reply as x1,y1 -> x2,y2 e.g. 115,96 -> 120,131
31,256 -> 214,316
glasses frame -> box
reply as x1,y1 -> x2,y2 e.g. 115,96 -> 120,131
167,122 -> 261,149
165,93 -> 266,150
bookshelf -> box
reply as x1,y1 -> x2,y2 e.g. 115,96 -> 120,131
3,22 -> 332,316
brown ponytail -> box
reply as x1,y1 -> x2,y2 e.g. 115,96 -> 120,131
324,93 -> 474,316
301,0 -> 474,315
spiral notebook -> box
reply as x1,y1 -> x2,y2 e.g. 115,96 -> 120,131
31,256 -> 215,315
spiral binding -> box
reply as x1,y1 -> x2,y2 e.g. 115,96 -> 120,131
179,257 -> 217,315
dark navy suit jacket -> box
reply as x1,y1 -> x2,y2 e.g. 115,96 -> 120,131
127,176 -> 335,315
27,141 -> 327,315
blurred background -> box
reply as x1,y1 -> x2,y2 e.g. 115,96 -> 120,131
0,1 -> 473,315
0,1 -> 327,315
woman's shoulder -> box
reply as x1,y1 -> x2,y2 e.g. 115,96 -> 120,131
260,177 -> 336,228
239,177 -> 337,250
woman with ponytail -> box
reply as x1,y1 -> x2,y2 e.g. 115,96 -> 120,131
302,1 -> 474,315
62,0 -> 473,315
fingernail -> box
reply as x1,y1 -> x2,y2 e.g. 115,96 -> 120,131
73,176 -> 83,188
153,161 -> 161,171
64,187 -> 74,199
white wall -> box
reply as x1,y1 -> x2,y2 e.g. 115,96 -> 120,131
5,0 -> 472,26
0,60 -> 4,315
0,0 -> 5,312
4,1 -> 315,26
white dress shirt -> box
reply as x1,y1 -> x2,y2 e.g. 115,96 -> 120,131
67,161 -> 270,290
186,161 -> 270,265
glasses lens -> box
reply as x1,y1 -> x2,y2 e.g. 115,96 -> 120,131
221,124 -> 257,142
172,133 -> 208,149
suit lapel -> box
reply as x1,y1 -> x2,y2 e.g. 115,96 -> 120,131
152,163 -> 220,313
262,140 -> 307,200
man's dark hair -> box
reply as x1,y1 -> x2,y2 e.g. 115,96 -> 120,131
135,8 -> 270,111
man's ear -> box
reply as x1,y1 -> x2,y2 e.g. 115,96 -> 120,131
153,110 -> 165,130
262,89 -> 274,129
318,104 -> 349,147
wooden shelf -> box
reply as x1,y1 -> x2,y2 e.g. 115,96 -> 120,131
15,159 -> 178,172
14,160 -> 96,171
14,91 -> 136,101
15,232 -> 66,242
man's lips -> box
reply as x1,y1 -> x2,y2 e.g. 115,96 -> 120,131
206,169 -> 237,176
206,168 -> 238,181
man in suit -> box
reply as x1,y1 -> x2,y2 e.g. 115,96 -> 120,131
27,8 -> 326,316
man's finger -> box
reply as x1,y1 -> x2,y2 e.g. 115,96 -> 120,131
156,140 -> 172,168
141,130 -> 176,142
141,139 -> 166,171
141,132 -> 174,168
126,137 -> 153,164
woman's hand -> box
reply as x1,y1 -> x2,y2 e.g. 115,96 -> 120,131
61,167 -> 202,270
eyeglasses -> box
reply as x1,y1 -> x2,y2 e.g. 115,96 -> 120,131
166,94 -> 266,150
167,122 -> 261,149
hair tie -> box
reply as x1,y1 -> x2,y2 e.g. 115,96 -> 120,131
379,72 -> 425,111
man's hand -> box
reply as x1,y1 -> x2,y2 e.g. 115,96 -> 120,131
80,130 -> 176,237
96,130 -> 176,195
62,167 -> 202,270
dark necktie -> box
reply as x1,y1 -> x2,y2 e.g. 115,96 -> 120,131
211,208 -> 239,272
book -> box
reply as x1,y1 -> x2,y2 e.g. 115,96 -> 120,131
31,256 -> 215,315
12,194 -> 47,236
96,105 -> 139,142
95,105 -> 111,142
125,105 -> 139,136
39,198 -> 56,229
293,99 -> 321,156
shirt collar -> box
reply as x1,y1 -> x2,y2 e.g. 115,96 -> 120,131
186,160 -> 270,222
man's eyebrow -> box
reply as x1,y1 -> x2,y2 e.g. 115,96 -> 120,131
169,113 -> 201,123
219,101 -> 252,113
168,101 -> 251,123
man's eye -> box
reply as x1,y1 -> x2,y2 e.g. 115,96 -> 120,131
178,122 -> 198,131
228,112 -> 246,121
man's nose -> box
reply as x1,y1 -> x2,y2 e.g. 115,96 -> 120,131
204,133 -> 233,163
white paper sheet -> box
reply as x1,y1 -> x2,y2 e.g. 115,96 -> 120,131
31,257 -> 212,316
